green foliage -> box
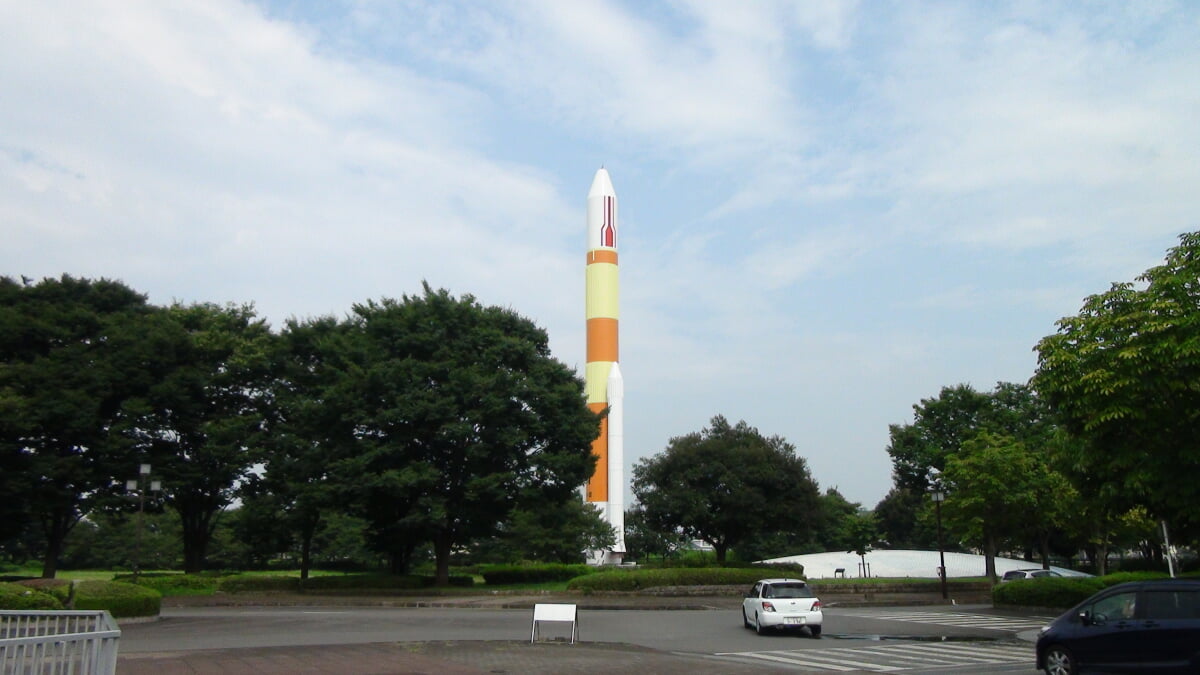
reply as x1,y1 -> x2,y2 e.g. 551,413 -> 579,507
992,577 -> 1103,609
0,275 -> 160,577
942,432 -> 1076,577
216,575 -> 302,593
72,580 -> 161,618
1094,571 -> 1172,587
622,505 -> 690,562
1034,231 -> 1200,536
567,566 -> 800,592
215,573 -> 473,593
887,382 -> 1052,493
126,302 -> 275,574
480,563 -> 594,584
301,574 -> 472,591
474,500 -> 615,565
632,415 -> 821,563
328,285 -> 600,583
115,573 -> 220,595
0,582 -> 63,609
15,578 -> 72,603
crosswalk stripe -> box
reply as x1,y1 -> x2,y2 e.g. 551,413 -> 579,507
715,641 -> 1031,672
836,610 -> 1053,631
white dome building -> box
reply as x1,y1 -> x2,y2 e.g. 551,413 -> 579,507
760,549 -> 1089,579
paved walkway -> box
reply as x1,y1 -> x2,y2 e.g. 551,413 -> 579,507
117,639 -> 788,674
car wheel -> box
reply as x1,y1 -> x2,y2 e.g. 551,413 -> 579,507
809,625 -> 822,638
1043,645 -> 1075,675
743,608 -> 752,628
754,612 -> 765,635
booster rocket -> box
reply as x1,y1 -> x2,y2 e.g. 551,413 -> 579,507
585,168 -> 625,564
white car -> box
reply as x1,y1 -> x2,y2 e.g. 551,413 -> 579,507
742,578 -> 823,637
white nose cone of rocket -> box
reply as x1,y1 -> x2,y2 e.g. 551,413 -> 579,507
587,169 -> 617,251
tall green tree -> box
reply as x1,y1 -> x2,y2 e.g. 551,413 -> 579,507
119,302 -> 275,573
941,432 -> 1074,581
256,316 -> 350,579
331,284 -> 599,584
0,275 -> 158,577
1034,231 -> 1200,539
631,415 -> 821,563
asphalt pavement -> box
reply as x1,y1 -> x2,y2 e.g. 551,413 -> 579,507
114,589 -> 1019,674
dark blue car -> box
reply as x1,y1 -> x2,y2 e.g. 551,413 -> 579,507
1035,579 -> 1200,674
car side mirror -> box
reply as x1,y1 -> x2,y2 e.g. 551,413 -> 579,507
1077,610 -> 1092,626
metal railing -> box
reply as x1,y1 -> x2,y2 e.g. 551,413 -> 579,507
0,610 -> 121,675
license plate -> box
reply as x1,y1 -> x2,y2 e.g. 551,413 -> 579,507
785,617 -> 806,625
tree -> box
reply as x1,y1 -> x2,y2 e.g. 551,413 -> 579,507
1034,231 -> 1200,540
887,382 -> 1052,494
873,487 -> 938,550
631,415 -> 820,563
476,499 -> 615,564
331,284 -> 599,584
843,511 -> 879,576
256,316 -> 351,579
0,275 -> 158,577
941,432 -> 1074,581
623,504 -> 689,562
119,302 -> 275,573
812,488 -> 861,552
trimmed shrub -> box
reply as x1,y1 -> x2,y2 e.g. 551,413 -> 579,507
303,574 -> 474,591
481,564 -> 593,585
16,578 -> 73,603
567,567 -> 792,592
0,582 -> 64,610
1095,571 -> 1171,587
217,575 -> 301,593
992,577 -> 1104,609
115,573 -> 220,595
72,580 -> 161,618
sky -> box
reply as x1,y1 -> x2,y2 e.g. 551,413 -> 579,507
3,1 -> 1197,508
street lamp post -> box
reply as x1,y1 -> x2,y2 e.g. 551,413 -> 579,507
126,463 -> 161,582
931,490 -> 948,600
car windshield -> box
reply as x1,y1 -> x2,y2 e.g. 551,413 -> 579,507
765,583 -> 812,599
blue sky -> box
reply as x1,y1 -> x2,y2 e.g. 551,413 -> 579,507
3,1 -> 1197,507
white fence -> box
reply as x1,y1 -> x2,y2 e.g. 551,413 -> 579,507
0,610 -> 121,675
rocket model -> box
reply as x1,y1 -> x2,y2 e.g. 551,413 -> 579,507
585,168 -> 625,564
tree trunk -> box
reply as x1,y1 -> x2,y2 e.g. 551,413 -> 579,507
179,506 -> 216,573
40,508 -> 74,579
1038,532 -> 1051,569
299,514 -> 318,581
983,532 -> 998,582
434,531 -> 452,586
713,542 -> 727,564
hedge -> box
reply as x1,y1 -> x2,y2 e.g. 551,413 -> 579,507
216,573 -> 473,594
991,572 -> 1179,610
16,578 -> 73,603
567,567 -> 801,592
72,580 -> 161,619
217,575 -> 302,593
301,574 -> 472,591
115,573 -> 221,595
481,564 -> 593,585
0,582 -> 64,610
